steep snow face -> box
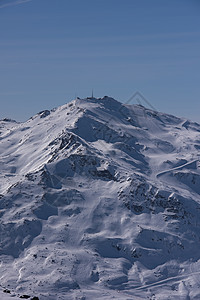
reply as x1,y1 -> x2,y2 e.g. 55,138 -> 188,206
0,96 -> 200,299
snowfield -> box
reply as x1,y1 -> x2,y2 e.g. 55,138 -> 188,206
0,96 -> 200,299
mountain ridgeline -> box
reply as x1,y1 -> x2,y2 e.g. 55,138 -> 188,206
0,96 -> 200,299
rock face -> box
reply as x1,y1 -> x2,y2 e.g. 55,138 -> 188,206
0,96 -> 200,299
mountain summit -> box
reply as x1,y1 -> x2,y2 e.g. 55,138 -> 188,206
0,97 -> 200,299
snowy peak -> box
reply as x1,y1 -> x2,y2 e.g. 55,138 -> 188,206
0,97 -> 200,299
1,96 -> 200,194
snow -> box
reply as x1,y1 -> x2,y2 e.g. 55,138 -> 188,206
0,96 -> 200,299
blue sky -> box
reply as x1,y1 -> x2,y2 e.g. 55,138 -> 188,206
0,0 -> 200,121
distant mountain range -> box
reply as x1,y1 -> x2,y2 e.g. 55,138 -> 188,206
0,96 -> 200,299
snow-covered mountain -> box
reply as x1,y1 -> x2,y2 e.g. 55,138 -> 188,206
1,96 -> 200,300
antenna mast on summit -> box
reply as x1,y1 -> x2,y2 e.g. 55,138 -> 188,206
92,89 -> 94,98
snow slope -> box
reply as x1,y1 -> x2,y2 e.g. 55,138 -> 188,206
0,96 -> 200,299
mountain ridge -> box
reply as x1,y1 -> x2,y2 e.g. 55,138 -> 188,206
0,96 -> 200,299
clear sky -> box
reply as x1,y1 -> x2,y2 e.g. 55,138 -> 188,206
0,0 -> 200,122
